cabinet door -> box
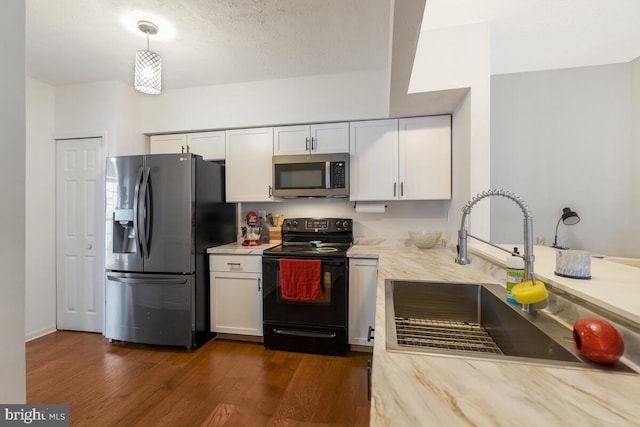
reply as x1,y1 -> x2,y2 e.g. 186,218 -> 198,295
187,131 -> 225,160
399,116 -> 451,200
273,125 -> 310,155
210,271 -> 262,336
225,127 -> 275,202
348,258 -> 378,346
349,119 -> 398,201
149,134 -> 187,155
310,122 -> 349,153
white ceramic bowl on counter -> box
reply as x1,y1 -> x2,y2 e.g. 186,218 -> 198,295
408,231 -> 442,249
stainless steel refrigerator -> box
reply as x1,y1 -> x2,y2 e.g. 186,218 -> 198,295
104,153 -> 236,348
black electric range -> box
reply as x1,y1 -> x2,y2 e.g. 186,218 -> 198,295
262,217 -> 353,355
263,217 -> 353,258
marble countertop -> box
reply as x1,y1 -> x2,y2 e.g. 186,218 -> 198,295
207,241 -> 281,255
354,241 -> 640,427
468,243 -> 640,325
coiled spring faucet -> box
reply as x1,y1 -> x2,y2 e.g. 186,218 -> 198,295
456,189 -> 539,310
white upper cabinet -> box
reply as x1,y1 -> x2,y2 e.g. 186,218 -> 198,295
349,119 -> 399,201
398,116 -> 451,200
349,115 -> 451,201
186,131 -> 226,160
149,134 -> 188,155
225,127 -> 275,202
149,131 -> 225,160
273,122 -> 349,155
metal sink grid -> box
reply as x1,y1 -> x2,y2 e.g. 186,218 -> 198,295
394,316 -> 503,354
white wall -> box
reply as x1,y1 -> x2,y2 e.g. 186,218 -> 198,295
491,61 -> 636,257
242,199 -> 451,241
141,69 -> 389,133
408,23 -> 491,240
0,1 -> 26,404
26,78 -> 57,341
114,82 -> 146,156
55,80 -> 146,156
630,57 -> 640,257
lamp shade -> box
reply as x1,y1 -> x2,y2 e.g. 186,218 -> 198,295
561,207 -> 580,226
134,50 -> 162,95
552,207 -> 580,249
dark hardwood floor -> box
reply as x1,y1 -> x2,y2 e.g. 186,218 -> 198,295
26,331 -> 371,426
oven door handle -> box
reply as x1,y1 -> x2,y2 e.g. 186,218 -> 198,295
272,328 -> 337,339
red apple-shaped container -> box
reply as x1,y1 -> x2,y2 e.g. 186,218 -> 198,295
572,318 -> 624,365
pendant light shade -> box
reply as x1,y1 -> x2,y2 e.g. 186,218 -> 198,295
134,21 -> 161,95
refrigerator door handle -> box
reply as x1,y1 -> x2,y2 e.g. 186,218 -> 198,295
107,274 -> 188,285
133,166 -> 144,255
140,167 -> 152,258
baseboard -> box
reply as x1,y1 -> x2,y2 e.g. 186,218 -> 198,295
214,333 -> 264,343
349,344 -> 374,353
25,325 -> 57,342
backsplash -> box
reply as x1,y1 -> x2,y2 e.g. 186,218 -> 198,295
241,198 -> 452,240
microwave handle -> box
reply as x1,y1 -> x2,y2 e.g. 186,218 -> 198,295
326,162 -> 331,189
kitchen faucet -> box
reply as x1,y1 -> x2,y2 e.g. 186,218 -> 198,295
455,189 -> 545,313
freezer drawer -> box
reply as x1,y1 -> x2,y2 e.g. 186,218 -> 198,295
105,272 -> 195,347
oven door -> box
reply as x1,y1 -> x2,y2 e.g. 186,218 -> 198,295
262,256 -> 348,355
262,256 -> 347,326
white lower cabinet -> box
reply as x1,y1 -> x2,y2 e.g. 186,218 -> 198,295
349,258 -> 378,347
210,255 -> 263,337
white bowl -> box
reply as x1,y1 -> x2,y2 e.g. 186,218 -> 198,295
408,231 -> 441,249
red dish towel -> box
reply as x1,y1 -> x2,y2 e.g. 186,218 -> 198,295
279,259 -> 322,301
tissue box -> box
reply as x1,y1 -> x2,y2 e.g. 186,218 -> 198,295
268,226 -> 282,242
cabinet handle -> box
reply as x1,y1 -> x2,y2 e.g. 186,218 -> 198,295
367,325 -> 375,342
393,182 -> 397,197
181,145 -> 185,153
305,137 -> 310,151
257,277 -> 262,292
311,136 -> 316,151
227,262 -> 241,269
186,144 -> 190,153
400,182 -> 404,197
268,185 -> 273,198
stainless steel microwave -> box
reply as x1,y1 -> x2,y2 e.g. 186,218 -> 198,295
272,153 -> 349,198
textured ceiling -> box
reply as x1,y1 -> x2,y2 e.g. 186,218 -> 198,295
26,0 -> 391,89
25,0 -> 640,91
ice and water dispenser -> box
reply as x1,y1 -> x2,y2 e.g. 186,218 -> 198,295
112,208 -> 136,253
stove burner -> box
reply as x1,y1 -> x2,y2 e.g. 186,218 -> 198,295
312,247 -> 338,253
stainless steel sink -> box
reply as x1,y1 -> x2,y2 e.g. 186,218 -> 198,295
385,279 -> 636,373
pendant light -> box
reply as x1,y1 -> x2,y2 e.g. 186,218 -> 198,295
134,21 -> 161,95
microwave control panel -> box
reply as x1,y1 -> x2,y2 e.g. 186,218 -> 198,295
331,162 -> 346,189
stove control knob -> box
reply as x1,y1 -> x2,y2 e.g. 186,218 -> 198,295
292,220 -> 298,228
285,220 -> 291,228
342,220 -> 350,229
335,220 -> 342,228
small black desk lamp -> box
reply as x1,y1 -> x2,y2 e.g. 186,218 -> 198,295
551,207 -> 580,249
